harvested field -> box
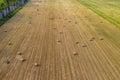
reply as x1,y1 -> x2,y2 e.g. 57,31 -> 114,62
0,0 -> 120,80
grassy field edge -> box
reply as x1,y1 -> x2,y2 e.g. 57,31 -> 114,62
77,0 -> 120,27
0,1 -> 28,26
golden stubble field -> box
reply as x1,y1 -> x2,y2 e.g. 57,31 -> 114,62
0,0 -> 120,80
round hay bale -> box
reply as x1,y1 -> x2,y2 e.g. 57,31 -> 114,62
29,21 -> 31,24
6,60 -> 10,64
53,28 -> 56,30
37,9 -> 39,11
91,37 -> 95,40
4,30 -> 7,32
59,32 -> 63,34
59,17 -> 61,19
57,40 -> 61,43
17,52 -> 22,55
75,22 -> 77,24
8,42 -> 12,45
20,58 -> 26,62
84,16 -> 87,18
63,25 -> 66,27
34,63 -> 40,67
64,19 -> 67,20
82,44 -> 87,47
75,41 -> 79,44
49,17 -> 54,20
89,38 -> 93,41
29,17 -> 31,19
100,38 -> 104,40
73,52 -> 78,55
89,37 -> 95,41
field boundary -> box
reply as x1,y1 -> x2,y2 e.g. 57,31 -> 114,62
0,1 -> 28,26
77,0 -> 120,27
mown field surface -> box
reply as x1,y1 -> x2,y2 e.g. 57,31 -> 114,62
0,0 -> 120,80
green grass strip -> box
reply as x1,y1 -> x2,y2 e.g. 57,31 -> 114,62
0,2 -> 28,26
77,0 -> 120,27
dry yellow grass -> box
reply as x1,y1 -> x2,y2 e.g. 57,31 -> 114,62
0,0 -> 120,80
